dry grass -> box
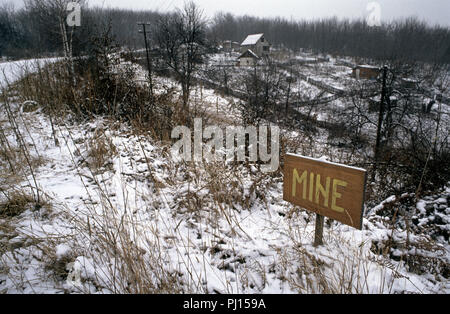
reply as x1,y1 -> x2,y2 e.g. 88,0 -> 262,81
85,130 -> 118,172
65,207 -> 186,293
55,127 -> 419,294
0,190 -> 38,218
2,54 -> 444,295
280,219 -> 395,294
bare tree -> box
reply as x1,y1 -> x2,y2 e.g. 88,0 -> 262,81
24,0 -> 84,82
154,1 -> 209,114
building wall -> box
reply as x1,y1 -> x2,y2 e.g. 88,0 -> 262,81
353,67 -> 380,80
232,42 -> 241,50
239,57 -> 256,66
241,45 -> 252,53
241,39 -> 270,56
223,41 -> 232,52
224,41 -> 242,52
256,38 -> 270,56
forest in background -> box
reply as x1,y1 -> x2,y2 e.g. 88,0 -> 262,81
1,1 -> 449,63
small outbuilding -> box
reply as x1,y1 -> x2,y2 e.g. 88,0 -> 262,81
238,49 -> 260,66
222,40 -> 241,52
352,65 -> 380,80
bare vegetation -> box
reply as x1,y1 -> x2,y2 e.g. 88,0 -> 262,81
0,1 -> 449,295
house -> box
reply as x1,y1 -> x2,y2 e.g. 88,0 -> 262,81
222,40 -> 241,53
240,33 -> 270,57
238,49 -> 260,66
352,65 -> 380,80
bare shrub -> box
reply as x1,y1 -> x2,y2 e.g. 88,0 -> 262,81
84,130 -> 117,173
0,190 -> 37,218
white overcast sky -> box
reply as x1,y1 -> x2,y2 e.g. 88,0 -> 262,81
5,0 -> 450,26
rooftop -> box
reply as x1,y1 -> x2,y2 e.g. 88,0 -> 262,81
241,34 -> 264,46
355,65 -> 380,70
238,49 -> 260,59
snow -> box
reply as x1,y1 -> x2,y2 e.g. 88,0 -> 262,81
357,65 -> 380,69
239,49 -> 260,59
0,54 -> 449,294
0,103 -> 448,293
0,57 -> 60,89
241,34 -> 264,46
56,244 -> 72,259
287,153 -> 367,172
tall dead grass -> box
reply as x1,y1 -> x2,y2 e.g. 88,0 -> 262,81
1,54 -> 430,294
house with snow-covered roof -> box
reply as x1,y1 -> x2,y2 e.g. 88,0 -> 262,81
237,49 -> 260,66
240,33 -> 270,57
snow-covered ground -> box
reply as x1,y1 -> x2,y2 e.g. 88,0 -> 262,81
0,58 -> 61,89
1,103 -> 448,293
0,56 -> 449,294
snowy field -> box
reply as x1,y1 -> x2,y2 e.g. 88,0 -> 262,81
0,56 -> 448,294
0,58 -> 61,89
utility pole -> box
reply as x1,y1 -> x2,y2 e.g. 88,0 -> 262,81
372,65 -> 388,182
285,62 -> 293,116
138,22 -> 154,97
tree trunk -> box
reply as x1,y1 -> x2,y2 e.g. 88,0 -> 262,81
372,66 -> 388,182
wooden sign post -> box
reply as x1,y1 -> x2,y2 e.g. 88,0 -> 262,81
314,214 -> 324,247
283,154 -> 367,246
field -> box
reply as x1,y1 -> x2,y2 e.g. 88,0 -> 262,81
0,49 -> 449,294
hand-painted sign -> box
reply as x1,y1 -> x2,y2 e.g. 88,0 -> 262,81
283,154 -> 366,230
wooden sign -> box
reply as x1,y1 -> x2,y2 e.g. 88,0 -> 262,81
283,154 -> 367,231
